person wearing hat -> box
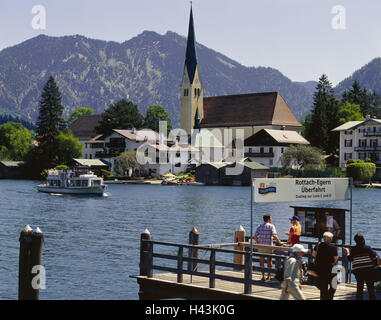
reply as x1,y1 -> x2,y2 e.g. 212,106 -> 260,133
344,233 -> 381,300
280,244 -> 309,300
312,231 -> 339,300
286,216 -> 302,246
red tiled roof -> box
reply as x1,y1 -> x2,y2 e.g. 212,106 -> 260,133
201,92 -> 301,128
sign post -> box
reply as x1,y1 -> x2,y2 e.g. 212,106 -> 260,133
249,177 -> 351,292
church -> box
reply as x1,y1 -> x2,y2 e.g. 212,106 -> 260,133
180,5 -> 304,160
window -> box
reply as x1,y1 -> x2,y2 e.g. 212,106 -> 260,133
371,139 -> 378,147
344,139 -> 352,147
269,147 -> 273,154
281,147 -> 284,154
89,154 -> 92,159
359,139 -> 367,147
260,147 -> 264,154
344,153 -> 352,161
358,153 -> 366,160
197,88 -> 200,96
269,159 -> 273,166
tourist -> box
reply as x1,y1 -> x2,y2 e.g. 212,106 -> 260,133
324,211 -> 341,243
344,233 -> 381,300
280,244 -> 309,300
312,232 -> 339,300
254,214 -> 283,281
285,215 -> 302,245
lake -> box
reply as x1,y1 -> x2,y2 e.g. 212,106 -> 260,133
0,180 -> 379,299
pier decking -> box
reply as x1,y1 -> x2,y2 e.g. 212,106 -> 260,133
134,270 -> 376,300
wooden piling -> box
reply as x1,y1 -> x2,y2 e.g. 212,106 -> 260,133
18,225 -> 44,300
233,225 -> 246,271
188,227 -> 199,272
140,229 -> 152,277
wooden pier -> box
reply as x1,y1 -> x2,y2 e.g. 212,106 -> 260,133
132,228 -> 381,300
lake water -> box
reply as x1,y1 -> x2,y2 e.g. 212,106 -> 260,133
0,180 -> 379,300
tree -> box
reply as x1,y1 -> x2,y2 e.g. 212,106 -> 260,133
342,80 -> 371,116
67,107 -> 95,126
281,144 -> 325,171
54,131 -> 82,165
337,102 -> 365,124
26,76 -> 67,176
95,99 -> 143,135
0,122 -> 33,160
144,105 -> 172,133
114,150 -> 143,177
346,160 -> 376,182
304,75 -> 340,154
35,76 -> 67,167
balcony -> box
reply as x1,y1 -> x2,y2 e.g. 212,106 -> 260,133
354,146 -> 381,151
245,152 -> 274,158
363,131 -> 381,137
105,142 -> 126,149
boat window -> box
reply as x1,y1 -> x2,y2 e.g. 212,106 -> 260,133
91,180 -> 101,186
81,180 -> 88,187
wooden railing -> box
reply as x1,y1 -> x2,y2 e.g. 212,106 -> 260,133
139,229 -> 381,296
139,235 -> 291,295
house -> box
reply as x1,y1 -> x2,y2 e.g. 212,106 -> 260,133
332,116 -> 381,178
243,129 -> 310,167
195,160 -> 268,186
68,114 -> 104,159
0,161 -> 26,179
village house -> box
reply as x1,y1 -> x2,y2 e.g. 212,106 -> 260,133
332,116 -> 381,178
243,128 -> 310,167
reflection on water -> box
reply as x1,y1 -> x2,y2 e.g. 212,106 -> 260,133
0,180 -> 379,299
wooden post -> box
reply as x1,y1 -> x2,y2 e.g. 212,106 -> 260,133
188,227 -> 199,273
177,246 -> 184,283
342,247 -> 349,283
244,251 -> 251,294
140,228 -> 152,277
233,225 -> 246,271
19,225 -> 44,300
209,250 -> 216,288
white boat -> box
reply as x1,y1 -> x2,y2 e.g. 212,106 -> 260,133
37,167 -> 107,196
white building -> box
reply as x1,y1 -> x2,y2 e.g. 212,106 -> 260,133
243,129 -> 310,167
332,117 -> 381,169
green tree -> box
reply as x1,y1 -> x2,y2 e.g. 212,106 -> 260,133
55,131 -> 83,165
305,75 -> 340,154
346,160 -> 376,182
337,102 -> 365,124
144,105 -> 172,133
281,144 -> 325,171
0,122 -> 33,160
342,80 -> 371,116
35,76 -> 67,167
95,99 -> 143,135
67,107 -> 95,126
114,150 -> 143,177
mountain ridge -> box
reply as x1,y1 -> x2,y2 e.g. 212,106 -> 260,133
0,31 -> 326,126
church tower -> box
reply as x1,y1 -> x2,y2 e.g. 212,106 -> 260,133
180,4 -> 204,135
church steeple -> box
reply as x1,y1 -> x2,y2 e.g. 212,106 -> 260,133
185,5 -> 198,84
180,4 -> 204,135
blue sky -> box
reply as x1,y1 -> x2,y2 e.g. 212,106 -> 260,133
0,0 -> 380,85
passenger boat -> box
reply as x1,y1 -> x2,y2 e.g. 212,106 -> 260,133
37,167 -> 107,196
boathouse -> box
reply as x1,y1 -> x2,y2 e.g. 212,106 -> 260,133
196,160 -> 268,186
0,161 -> 26,179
